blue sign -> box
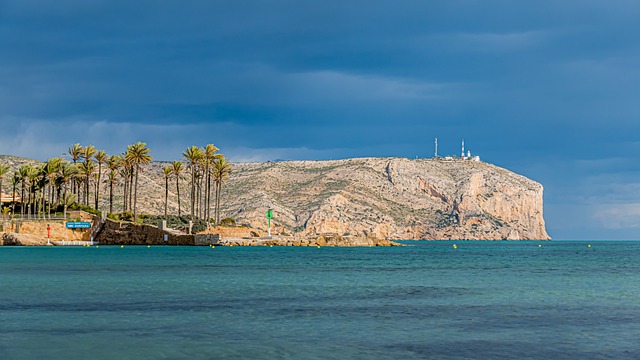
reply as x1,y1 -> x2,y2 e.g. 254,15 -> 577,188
66,222 -> 91,229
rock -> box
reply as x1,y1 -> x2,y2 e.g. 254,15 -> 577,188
217,158 -> 550,240
1,233 -> 21,246
1,232 -> 49,246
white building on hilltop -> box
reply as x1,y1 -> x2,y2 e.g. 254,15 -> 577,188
461,139 -> 480,161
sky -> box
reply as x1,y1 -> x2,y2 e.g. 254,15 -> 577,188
1,0 -> 639,239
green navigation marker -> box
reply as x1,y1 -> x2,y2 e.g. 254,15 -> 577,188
266,209 -> 273,236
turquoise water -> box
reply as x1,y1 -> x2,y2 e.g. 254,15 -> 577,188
1,242 -> 639,359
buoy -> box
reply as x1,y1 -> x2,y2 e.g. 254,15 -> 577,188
453,244 -> 457,249
588,244 -> 591,248
211,245 -> 215,248
147,245 -> 150,248
538,244 -> 542,248
270,245 -> 273,247
317,245 -> 321,248
120,245 -> 124,248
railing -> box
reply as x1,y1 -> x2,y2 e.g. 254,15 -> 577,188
2,216 -> 71,221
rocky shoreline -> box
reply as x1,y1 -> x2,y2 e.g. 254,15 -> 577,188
0,216 -> 402,247
0,231 -> 401,247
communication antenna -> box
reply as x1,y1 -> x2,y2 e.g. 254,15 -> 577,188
434,138 -> 438,158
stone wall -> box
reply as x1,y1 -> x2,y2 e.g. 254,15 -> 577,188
96,219 -> 193,245
0,218 -> 96,241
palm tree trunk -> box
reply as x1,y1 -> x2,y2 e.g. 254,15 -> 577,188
63,184 -> 67,219
190,168 -> 195,222
129,172 -> 134,212
164,176 -> 168,221
20,182 -> 24,218
123,174 -> 128,212
216,181 -> 221,225
109,180 -> 113,214
47,184 -> 51,219
133,165 -> 139,222
176,176 -> 181,217
85,174 -> 89,207
96,163 -> 102,210
205,164 -> 209,223
11,182 -> 16,219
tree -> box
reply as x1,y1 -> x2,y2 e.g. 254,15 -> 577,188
62,193 -> 76,219
105,155 -> 121,214
171,161 -> 183,217
183,146 -> 204,222
163,165 -> 172,222
59,162 -> 77,218
81,145 -> 96,206
11,173 -> 20,218
0,163 -> 9,213
77,161 -> 95,208
18,165 -> 31,218
204,144 -> 219,222
125,142 -> 152,222
213,156 -> 232,225
43,158 -> 62,218
26,166 -> 42,219
67,143 -> 83,195
118,154 -> 131,212
94,150 -> 107,210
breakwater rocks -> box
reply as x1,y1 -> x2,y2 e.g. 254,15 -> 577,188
220,235 -> 402,247
0,232 -> 49,246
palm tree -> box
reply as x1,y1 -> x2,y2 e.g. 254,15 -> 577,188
43,158 -> 62,218
119,154 -> 134,212
125,142 -> 152,222
0,164 -> 9,212
68,143 -> 83,195
213,156 -> 232,225
77,161 -> 95,207
183,146 -> 204,222
171,161 -> 183,217
81,145 -> 97,206
62,193 -> 76,219
18,165 -> 31,218
59,162 -> 76,218
11,173 -> 20,218
26,166 -> 42,219
105,155 -> 121,214
204,144 -> 219,222
94,150 -> 107,210
163,165 -> 172,222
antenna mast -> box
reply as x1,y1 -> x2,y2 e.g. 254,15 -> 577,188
434,138 -> 438,158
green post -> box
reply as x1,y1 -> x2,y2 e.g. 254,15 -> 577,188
266,209 -> 273,236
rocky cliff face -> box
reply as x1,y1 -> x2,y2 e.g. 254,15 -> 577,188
217,158 -> 550,240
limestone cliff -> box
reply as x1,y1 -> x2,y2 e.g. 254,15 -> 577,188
215,158 -> 550,240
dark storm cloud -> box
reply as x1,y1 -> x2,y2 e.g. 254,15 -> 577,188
1,0 -> 640,238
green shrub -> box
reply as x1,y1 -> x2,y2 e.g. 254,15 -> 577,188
68,203 -> 101,217
219,217 -> 236,227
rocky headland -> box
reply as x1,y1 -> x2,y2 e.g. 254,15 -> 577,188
1,155 -> 550,241
215,157 -> 549,240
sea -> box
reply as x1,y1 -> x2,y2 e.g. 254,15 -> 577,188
1,241 -> 639,360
